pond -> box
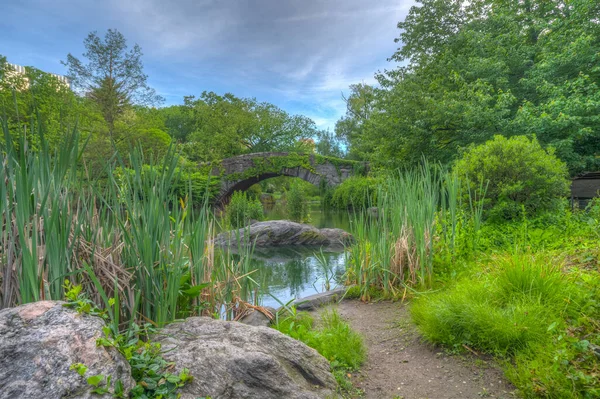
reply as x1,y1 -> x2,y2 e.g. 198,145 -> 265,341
249,203 -> 352,308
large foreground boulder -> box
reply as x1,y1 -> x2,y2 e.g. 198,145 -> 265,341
0,301 -> 134,399
215,220 -> 354,248
155,317 -> 337,399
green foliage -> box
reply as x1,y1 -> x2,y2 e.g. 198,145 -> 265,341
343,0 -> 600,174
165,91 -> 318,162
453,135 -> 570,220
411,252 -> 600,398
286,180 -> 309,222
64,282 -> 193,398
225,191 -> 264,229
63,29 -> 162,134
0,118 -> 257,326
347,163 -> 465,297
115,163 -> 220,206
330,176 -> 379,209
273,308 -> 365,395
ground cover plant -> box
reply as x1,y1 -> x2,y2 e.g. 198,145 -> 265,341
273,307 -> 366,397
341,134 -> 600,398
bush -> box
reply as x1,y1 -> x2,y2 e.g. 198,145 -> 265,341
286,180 -> 309,222
412,253 -> 581,355
411,252 -> 599,397
452,135 -> 570,220
273,309 -> 365,370
330,176 -> 379,209
225,191 -> 264,229
115,165 -> 220,206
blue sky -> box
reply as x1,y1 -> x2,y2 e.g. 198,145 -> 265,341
1,0 -> 414,130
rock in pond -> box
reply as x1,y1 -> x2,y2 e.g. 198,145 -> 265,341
291,287 -> 347,311
215,220 -> 354,248
155,317 -> 337,399
0,301 -> 134,399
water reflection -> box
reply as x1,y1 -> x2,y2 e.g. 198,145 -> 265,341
244,204 -> 351,308
251,246 -> 347,308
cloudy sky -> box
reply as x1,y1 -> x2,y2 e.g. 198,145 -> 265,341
1,0 -> 414,130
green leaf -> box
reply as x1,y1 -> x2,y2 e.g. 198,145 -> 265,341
86,374 -> 104,387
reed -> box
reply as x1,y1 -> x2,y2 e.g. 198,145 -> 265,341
0,112 -> 258,328
346,162 -> 464,297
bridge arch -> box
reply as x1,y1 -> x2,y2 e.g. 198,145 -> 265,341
209,152 -> 366,206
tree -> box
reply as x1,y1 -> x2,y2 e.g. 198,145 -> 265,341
174,91 -> 318,161
63,29 -> 162,135
343,0 -> 600,174
334,83 -> 376,160
315,129 -> 343,157
0,55 -> 98,149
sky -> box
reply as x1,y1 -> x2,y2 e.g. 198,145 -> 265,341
1,0 -> 414,130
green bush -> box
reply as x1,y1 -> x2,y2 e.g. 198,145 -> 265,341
286,180 -> 309,222
115,165 -> 220,206
273,309 -> 365,370
330,176 -> 379,209
225,191 -> 264,229
412,253 -> 581,355
411,252 -> 599,397
452,135 -> 570,220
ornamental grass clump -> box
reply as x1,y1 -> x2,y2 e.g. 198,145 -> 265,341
346,163 -> 469,298
411,252 -> 584,355
0,114 -> 259,327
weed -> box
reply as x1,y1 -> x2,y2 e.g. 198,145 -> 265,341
273,307 -> 366,396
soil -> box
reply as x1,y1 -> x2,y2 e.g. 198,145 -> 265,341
321,300 -> 517,399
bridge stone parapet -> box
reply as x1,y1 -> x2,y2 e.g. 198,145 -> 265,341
210,152 -> 366,206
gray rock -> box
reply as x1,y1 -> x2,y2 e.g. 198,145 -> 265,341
0,301 -> 134,399
215,220 -> 354,248
292,288 -> 347,311
155,317 -> 337,399
238,307 -> 276,328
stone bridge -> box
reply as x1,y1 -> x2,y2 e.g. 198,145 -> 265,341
210,152 -> 367,206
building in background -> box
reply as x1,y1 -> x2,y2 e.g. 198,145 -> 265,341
5,62 -> 70,90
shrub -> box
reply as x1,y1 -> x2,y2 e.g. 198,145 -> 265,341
273,309 -> 365,370
115,165 -> 220,206
452,135 -> 570,220
412,253 -> 582,354
411,252 -> 599,397
330,176 -> 379,209
246,183 -> 262,200
286,180 -> 309,222
225,191 -> 264,229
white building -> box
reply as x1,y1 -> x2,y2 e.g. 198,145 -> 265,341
5,62 -> 70,89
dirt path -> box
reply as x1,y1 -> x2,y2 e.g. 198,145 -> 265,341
325,300 -> 515,399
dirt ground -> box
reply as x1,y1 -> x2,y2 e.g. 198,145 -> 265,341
321,300 -> 516,399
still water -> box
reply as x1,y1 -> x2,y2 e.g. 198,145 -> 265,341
251,203 -> 351,308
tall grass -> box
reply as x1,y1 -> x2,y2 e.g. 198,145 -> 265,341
0,114 -> 258,328
347,163 -> 470,298
411,252 -> 586,354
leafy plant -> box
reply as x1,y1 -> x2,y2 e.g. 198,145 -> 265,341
65,281 -> 193,398
285,180 -> 309,223
224,190 -> 264,229
453,135 -> 570,221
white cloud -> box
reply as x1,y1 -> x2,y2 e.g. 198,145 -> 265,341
3,0 -> 416,130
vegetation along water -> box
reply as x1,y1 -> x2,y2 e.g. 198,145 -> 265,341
1,0 -> 600,398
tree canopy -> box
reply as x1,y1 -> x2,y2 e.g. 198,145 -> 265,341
160,91 -> 319,162
63,29 -> 163,135
341,0 -> 600,175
